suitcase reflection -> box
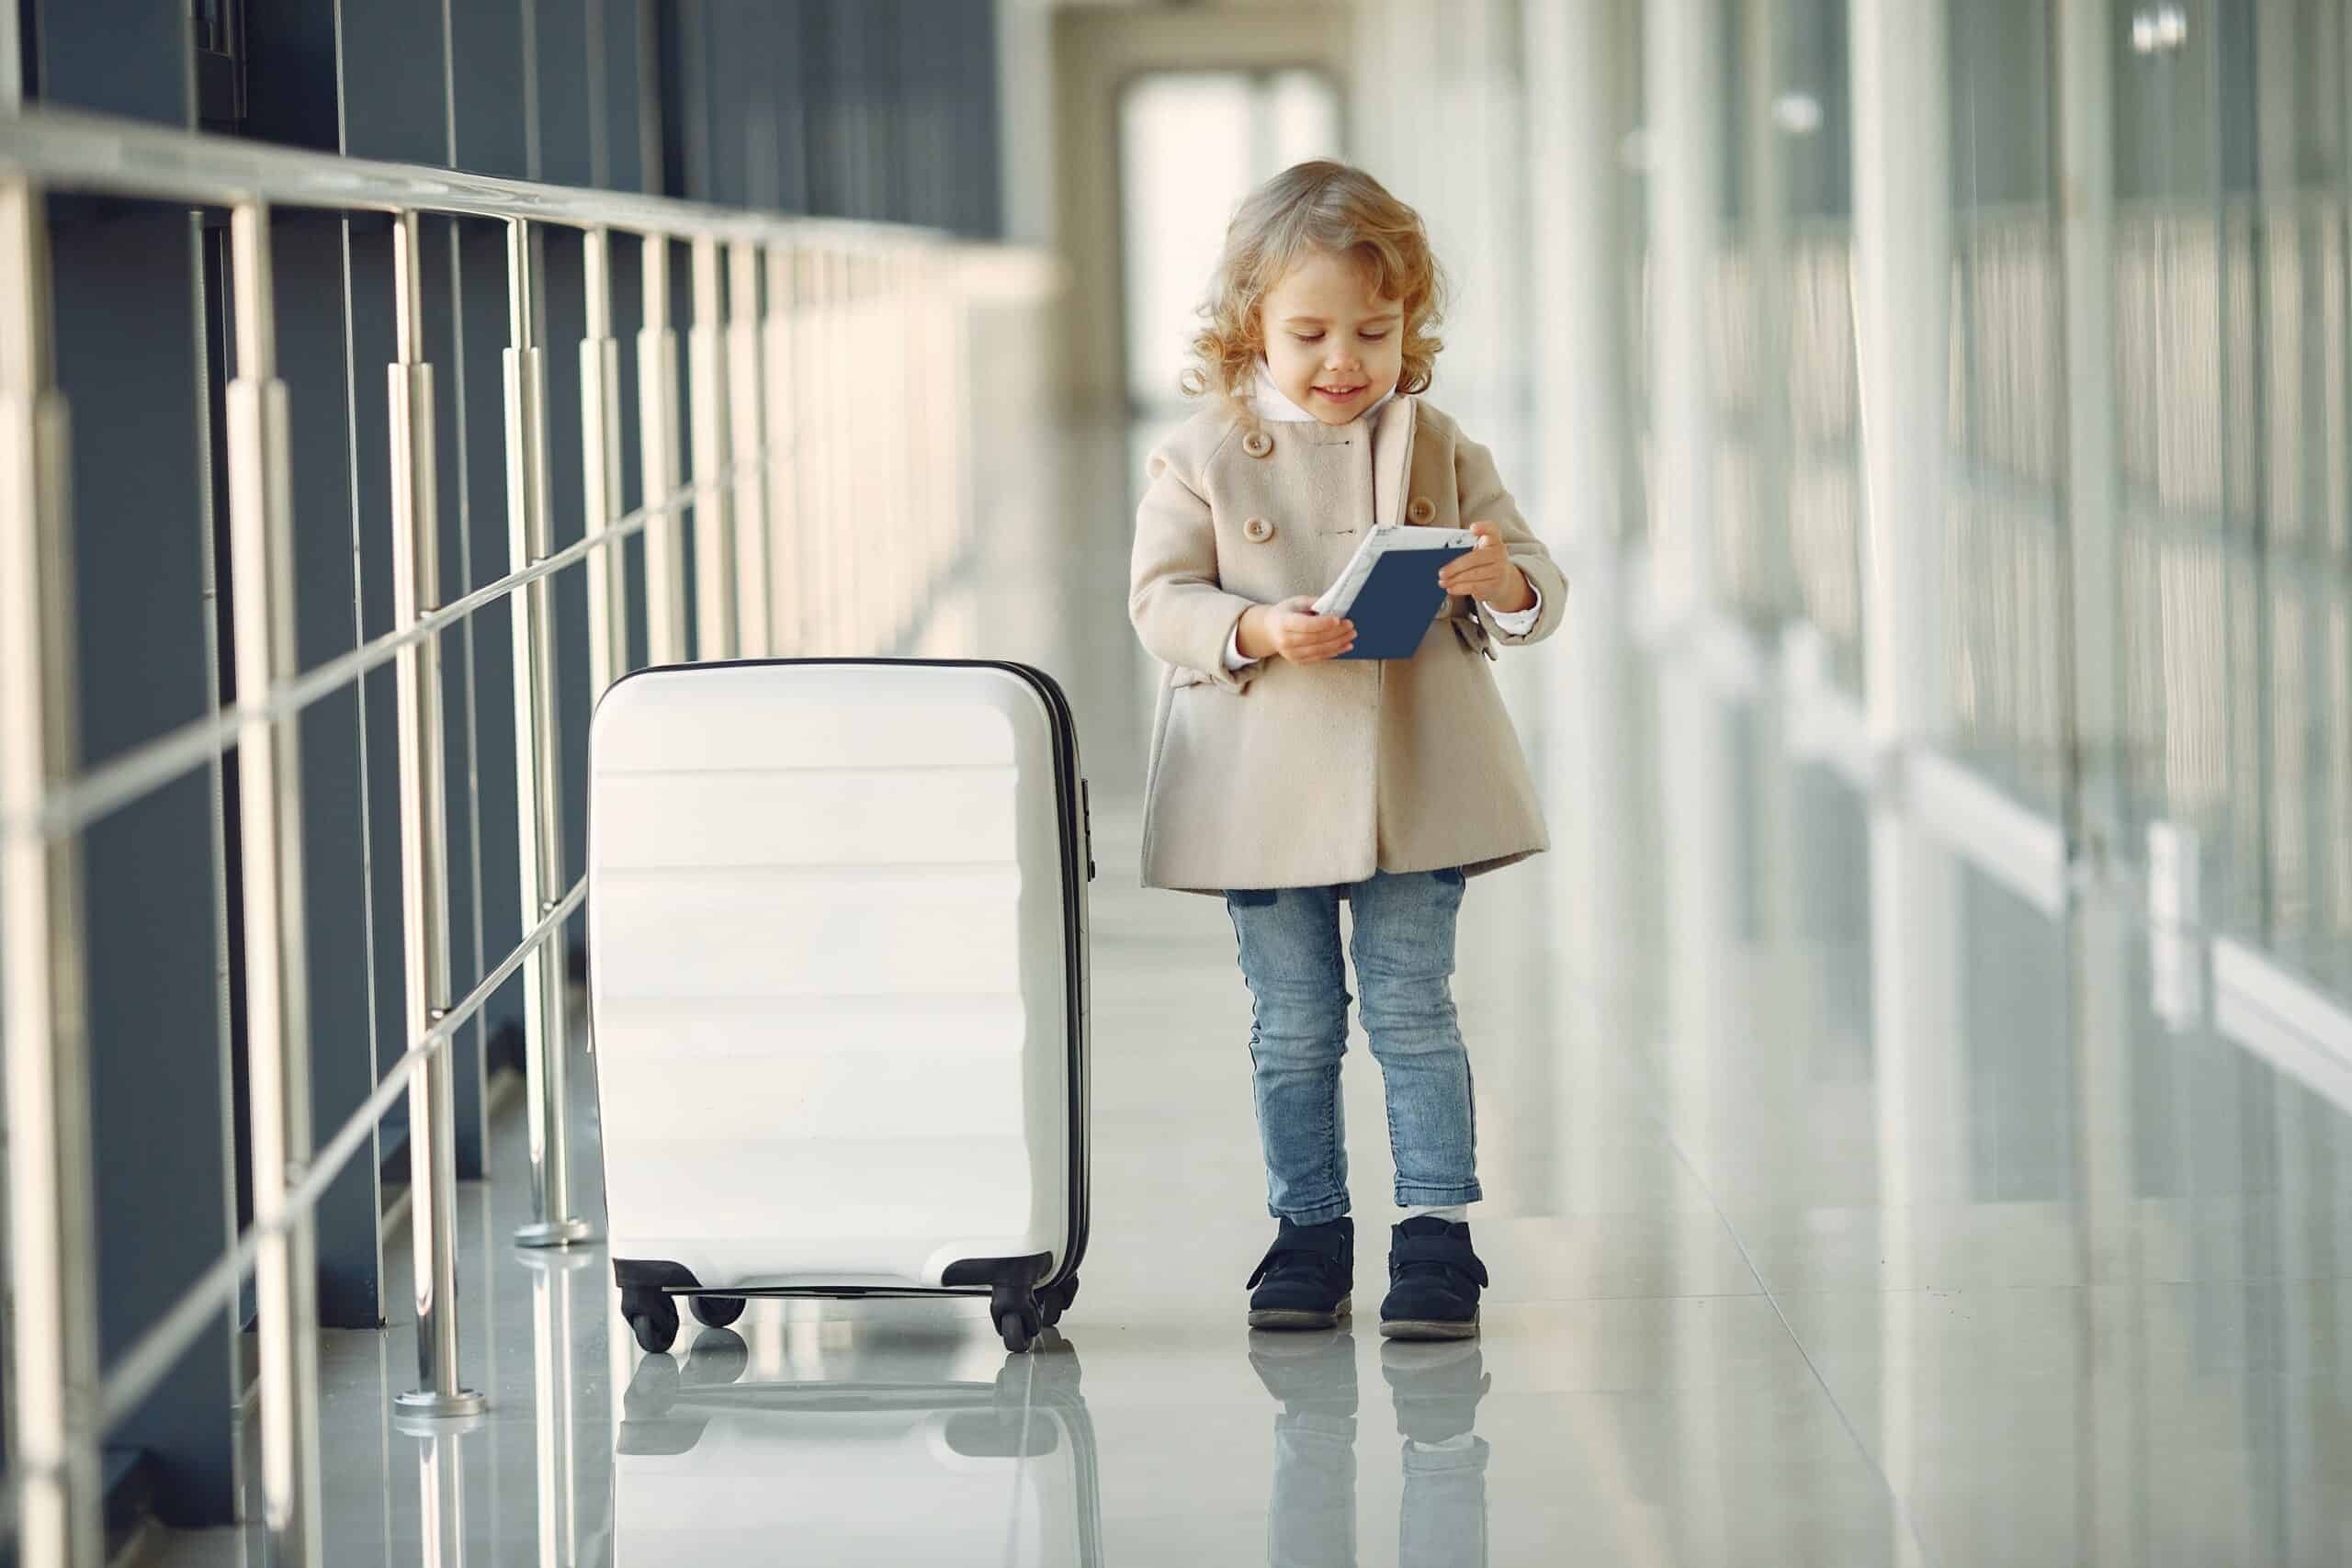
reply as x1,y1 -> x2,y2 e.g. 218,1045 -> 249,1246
615,1325 -> 1102,1565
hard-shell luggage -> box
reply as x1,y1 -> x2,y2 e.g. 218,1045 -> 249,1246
587,659 -> 1092,1354
615,1329 -> 1102,1564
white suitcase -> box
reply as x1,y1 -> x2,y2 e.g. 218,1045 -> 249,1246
614,1332 -> 1102,1565
588,659 -> 1092,1354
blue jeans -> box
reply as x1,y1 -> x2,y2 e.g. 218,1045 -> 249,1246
1225,868 -> 1480,1225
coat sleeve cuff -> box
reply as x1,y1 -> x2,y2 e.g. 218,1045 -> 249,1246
1222,618 -> 1263,673
1481,581 -> 1542,636
1208,603 -> 1261,693
1477,556 -> 1565,645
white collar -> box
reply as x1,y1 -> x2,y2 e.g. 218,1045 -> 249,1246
1252,361 -> 1397,424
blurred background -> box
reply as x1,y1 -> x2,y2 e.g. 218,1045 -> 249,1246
2,1 -> 2350,1562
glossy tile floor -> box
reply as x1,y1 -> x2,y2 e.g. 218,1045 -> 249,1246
153,648 -> 2352,1567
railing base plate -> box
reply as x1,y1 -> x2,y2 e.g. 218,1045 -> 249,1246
392,1388 -> 488,1426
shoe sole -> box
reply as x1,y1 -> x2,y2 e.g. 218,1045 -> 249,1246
1379,1314 -> 1480,1342
1248,1296 -> 1351,1331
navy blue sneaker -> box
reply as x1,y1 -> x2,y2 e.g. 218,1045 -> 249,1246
1378,1217 -> 1487,1340
1247,1216 -> 1354,1330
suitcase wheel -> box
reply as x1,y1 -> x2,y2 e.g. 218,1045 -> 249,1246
624,1289 -> 681,1354
1039,1273 -> 1079,1328
688,1293 -> 747,1329
997,1307 -> 1043,1355
989,1279 -> 1045,1354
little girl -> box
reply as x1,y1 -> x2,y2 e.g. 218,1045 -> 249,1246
1128,162 -> 1562,1340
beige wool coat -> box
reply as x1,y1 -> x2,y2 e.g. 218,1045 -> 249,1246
1128,395 -> 1565,895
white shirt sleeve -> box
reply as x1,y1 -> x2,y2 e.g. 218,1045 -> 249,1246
1222,618 -> 1261,671
1483,581 -> 1543,635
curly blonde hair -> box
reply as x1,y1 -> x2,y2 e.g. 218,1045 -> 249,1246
1180,161 -> 1447,417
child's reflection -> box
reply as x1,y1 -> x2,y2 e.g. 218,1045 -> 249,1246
1251,1331 -> 1492,1568
1388,1341 -> 1492,1568
1254,1330 -> 1360,1568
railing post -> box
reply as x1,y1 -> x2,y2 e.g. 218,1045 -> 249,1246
687,235 -> 734,660
637,235 -> 686,667
854,248 -> 871,648
791,246 -> 826,654
762,243 -> 801,657
807,246 -> 841,652
1850,0 -> 1953,752
388,210 -> 491,1421
225,197 -> 326,1566
581,226 -> 628,692
1644,0 -> 1723,633
505,218 -> 592,1250
900,249 -> 923,617
727,240 -> 769,659
0,175 -> 105,1568
837,250 -> 865,650
888,247 -> 916,639
872,249 -> 895,647
907,248 -> 944,629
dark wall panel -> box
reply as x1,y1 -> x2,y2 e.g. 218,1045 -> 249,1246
535,0 -> 597,187
860,0 -> 908,224
243,0 -> 340,151
770,0 -> 813,213
449,0 -> 530,179
667,0 -> 1001,235
949,0 -> 1004,236
596,0 -> 655,193
900,0 -> 947,231
338,0 -> 452,165
29,0 -> 190,124
801,0 -> 865,220
705,2 -> 794,209
698,3 -> 747,207
53,207 -> 235,1526
654,0 -> 692,197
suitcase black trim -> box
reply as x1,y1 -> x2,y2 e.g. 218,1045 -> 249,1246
591,657 -> 1092,1303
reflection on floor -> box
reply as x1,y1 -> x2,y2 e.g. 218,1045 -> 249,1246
153,635 -> 2352,1567
614,1319 -> 1102,1562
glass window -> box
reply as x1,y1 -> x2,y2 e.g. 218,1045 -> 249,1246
2102,0 -> 2352,994
1942,0 -> 2071,815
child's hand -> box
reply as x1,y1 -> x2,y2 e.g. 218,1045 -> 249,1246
1241,597 -> 1356,664
1438,521 -> 1532,612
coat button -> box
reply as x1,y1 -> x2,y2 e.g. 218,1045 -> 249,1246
1407,495 -> 1437,525
1243,516 -> 1275,543
1242,430 -> 1274,458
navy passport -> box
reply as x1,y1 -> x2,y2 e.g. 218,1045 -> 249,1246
1332,543 -> 1474,660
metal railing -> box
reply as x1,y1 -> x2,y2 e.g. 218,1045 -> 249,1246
0,104 -> 1050,1567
